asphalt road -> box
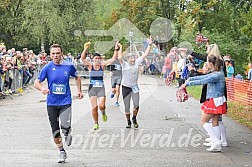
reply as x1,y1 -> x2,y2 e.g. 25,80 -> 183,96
0,73 -> 251,167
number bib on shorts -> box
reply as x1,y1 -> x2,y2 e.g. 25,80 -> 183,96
132,85 -> 139,93
52,84 -> 67,94
90,80 -> 104,87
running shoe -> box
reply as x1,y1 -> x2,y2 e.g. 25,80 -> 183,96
65,135 -> 72,146
102,113 -> 108,122
205,138 -> 212,142
115,102 -> 120,107
221,141 -> 228,147
126,120 -> 131,128
93,124 -> 99,130
206,139 -> 221,152
57,151 -> 67,163
110,93 -> 115,98
203,141 -> 212,147
132,118 -> 139,128
0,92 -> 6,96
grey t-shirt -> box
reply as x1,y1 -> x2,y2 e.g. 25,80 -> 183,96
110,59 -> 122,77
121,57 -> 143,88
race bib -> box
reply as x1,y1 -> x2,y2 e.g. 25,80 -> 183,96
52,84 -> 66,94
115,64 -> 122,70
132,85 -> 139,93
90,80 -> 104,87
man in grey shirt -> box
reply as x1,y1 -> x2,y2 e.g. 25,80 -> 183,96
117,37 -> 153,128
110,58 -> 122,107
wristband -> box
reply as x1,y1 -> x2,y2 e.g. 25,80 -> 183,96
115,48 -> 120,51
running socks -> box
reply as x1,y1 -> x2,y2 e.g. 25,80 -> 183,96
132,116 -> 139,128
126,120 -> 131,128
59,148 -> 65,152
101,110 -> 108,122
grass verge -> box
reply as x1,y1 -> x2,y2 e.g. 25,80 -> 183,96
187,86 -> 252,129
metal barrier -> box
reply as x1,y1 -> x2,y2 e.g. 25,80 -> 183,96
226,78 -> 252,106
0,65 -> 40,100
12,69 -> 23,95
0,62 -> 85,100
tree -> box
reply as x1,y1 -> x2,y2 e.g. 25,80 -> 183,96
0,0 -> 24,48
240,7 -> 252,61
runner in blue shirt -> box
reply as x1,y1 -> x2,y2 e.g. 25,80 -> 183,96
34,44 -> 83,163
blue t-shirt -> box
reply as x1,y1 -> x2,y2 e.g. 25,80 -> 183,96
37,61 -> 77,106
226,65 -> 234,78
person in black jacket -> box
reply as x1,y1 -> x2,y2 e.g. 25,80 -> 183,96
180,43 -> 227,102
187,63 -> 201,77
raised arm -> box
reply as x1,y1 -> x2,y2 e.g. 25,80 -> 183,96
103,41 -> 120,66
190,52 -> 207,61
81,42 -> 92,67
117,43 -> 123,64
141,36 -> 153,60
177,47 -> 208,62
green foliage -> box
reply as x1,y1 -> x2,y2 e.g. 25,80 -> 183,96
179,29 -> 249,74
186,85 -> 202,100
240,7 -> 252,61
187,85 -> 252,129
227,101 -> 252,129
0,0 -> 251,67
0,0 -> 96,53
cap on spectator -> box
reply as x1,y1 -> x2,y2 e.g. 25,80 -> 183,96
224,55 -> 231,62
224,57 -> 230,62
